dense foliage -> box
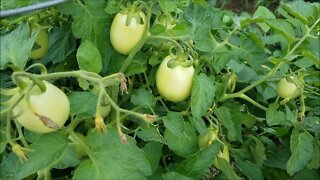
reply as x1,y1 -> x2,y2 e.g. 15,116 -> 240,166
0,0 -> 319,179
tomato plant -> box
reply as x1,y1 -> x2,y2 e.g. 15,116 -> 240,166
0,0 -> 319,179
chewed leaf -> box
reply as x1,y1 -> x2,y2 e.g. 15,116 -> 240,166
34,113 -> 60,129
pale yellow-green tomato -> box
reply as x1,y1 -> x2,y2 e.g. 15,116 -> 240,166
29,29 -> 49,59
198,128 -> 219,150
277,77 -> 300,99
110,12 -> 147,55
13,81 -> 70,133
213,145 -> 230,169
156,55 -> 195,102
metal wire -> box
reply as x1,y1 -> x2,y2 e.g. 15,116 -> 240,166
0,0 -> 70,18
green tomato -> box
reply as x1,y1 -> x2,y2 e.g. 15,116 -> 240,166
198,128 -> 219,149
110,12 -> 147,55
29,29 -> 49,60
277,77 -> 300,99
213,145 -> 230,169
13,81 -> 70,133
156,55 -> 195,102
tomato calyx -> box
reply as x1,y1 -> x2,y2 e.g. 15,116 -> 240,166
166,49 -> 194,68
119,2 -> 145,26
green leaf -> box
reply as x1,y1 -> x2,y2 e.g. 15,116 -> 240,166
253,6 -> 276,32
76,40 -> 102,73
213,106 -> 237,141
286,128 -> 314,175
183,4 -> 221,52
68,91 -> 97,118
264,148 -> 291,170
265,19 -> 296,43
189,116 -> 207,135
163,172 -> 193,180
217,157 -> 241,180
281,1 -> 315,23
249,135 -> 266,166
143,142 -> 162,174
58,0 -> 108,58
158,0 -> 177,15
266,103 -> 289,126
137,125 -> 166,144
191,73 -> 215,119
44,24 -> 76,64
235,158 -> 263,180
163,112 -> 198,157
104,0 -> 119,15
74,128 -> 152,179
308,138 -> 320,169
0,153 -> 21,179
0,23 -> 37,70
131,89 -> 156,109
172,142 -> 221,179
211,46 -> 233,73
53,144 -> 81,169
16,131 -> 69,179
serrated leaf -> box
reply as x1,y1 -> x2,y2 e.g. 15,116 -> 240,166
142,142 -> 162,174
286,128 -> 314,175
308,138 -> 320,169
183,4 -> 221,52
281,1 -> 315,23
43,24 -> 76,64
191,74 -> 215,119
266,103 -> 289,126
53,144 -> 81,169
131,89 -> 156,109
212,46 -> 233,72
253,6 -> 276,32
158,0 -> 177,15
189,116 -> 207,135
68,91 -> 97,118
213,106 -> 237,141
164,113 -> 198,157
236,158 -> 263,180
249,135 -> 266,166
265,19 -> 296,43
137,125 -> 166,144
104,0 -> 119,15
0,23 -> 37,70
74,128 -> 152,179
217,157 -> 241,180
16,131 -> 68,179
76,40 -> 102,73
58,0 -> 108,59
172,142 -> 221,179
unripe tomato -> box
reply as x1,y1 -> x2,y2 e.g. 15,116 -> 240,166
213,145 -> 230,169
156,55 -> 195,102
110,12 -> 147,55
29,29 -> 49,59
277,77 -> 300,99
13,81 -> 70,133
198,128 -> 219,149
